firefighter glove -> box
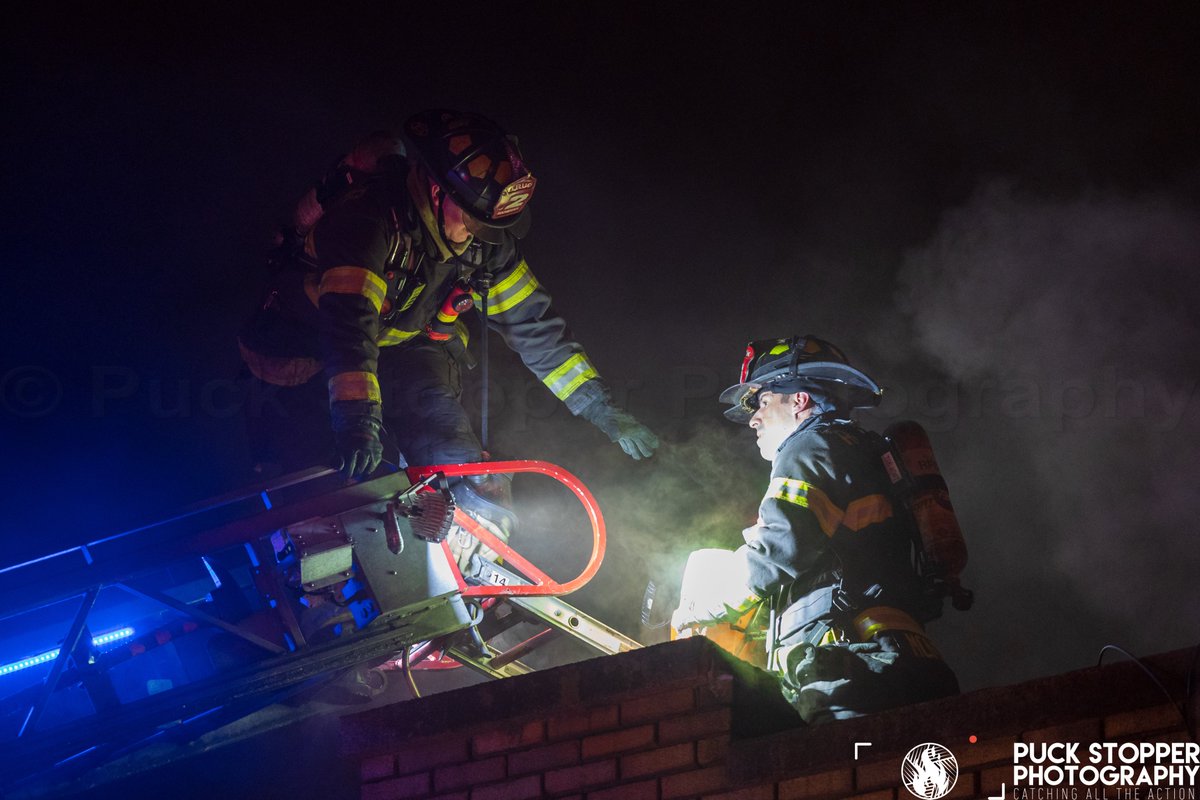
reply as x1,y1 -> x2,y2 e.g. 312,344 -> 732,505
579,401 -> 659,460
330,401 -> 384,480
671,548 -> 760,629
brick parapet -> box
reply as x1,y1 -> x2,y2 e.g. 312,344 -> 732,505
344,640 -> 1196,799
341,638 -> 795,758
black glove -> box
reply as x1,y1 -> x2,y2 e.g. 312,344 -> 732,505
579,401 -> 659,460
330,401 -> 384,480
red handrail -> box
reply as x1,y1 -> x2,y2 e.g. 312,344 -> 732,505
404,460 -> 605,597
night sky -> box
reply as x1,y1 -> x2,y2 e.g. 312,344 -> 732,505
3,1 -> 1199,702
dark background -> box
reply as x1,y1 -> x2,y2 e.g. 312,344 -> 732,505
2,1 -> 1198,701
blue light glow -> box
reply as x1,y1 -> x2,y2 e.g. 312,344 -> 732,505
0,627 -> 136,677
91,627 -> 135,646
201,556 -> 222,589
0,650 -> 58,676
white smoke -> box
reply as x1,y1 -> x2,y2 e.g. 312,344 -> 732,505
468,181 -> 1200,686
898,182 -> 1200,682
494,413 -> 766,640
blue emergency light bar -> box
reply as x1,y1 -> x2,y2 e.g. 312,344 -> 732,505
0,627 -> 135,677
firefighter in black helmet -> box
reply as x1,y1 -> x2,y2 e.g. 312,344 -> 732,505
674,335 -> 957,723
238,110 -> 658,563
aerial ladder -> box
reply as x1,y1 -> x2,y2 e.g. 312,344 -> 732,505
0,461 -> 640,797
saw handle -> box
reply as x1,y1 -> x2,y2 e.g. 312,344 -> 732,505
405,460 -> 605,597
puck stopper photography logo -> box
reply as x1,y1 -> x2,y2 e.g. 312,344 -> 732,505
902,742 -> 959,799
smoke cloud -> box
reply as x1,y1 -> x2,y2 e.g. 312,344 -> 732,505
479,390 -> 767,645
462,181 -> 1200,689
896,182 -> 1200,684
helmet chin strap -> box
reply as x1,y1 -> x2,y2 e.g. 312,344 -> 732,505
435,188 -> 458,255
409,165 -> 472,264
433,180 -> 494,452
435,189 -> 453,250
434,185 -> 487,273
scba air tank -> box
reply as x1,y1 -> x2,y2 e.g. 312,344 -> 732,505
883,420 -> 972,609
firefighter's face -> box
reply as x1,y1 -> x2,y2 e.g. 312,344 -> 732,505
430,182 -> 472,244
749,390 -> 811,460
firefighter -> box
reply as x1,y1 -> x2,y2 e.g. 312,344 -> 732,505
673,335 -> 958,723
238,110 -> 658,561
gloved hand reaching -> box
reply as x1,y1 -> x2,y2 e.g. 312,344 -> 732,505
330,400 -> 384,480
579,401 -> 659,460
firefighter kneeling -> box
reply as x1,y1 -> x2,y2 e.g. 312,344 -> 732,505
672,335 -> 962,724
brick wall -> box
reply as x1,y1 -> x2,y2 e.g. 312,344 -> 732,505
341,640 -> 1196,800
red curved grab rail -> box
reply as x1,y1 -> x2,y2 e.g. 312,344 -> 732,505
405,460 -> 605,597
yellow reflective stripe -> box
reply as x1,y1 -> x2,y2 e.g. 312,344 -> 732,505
769,343 -> 790,355
318,267 -> 387,314
378,328 -> 421,346
377,324 -> 468,347
398,283 -> 424,312
437,309 -> 457,324
802,485 -> 845,536
768,477 -> 811,506
542,353 -> 599,400
842,494 -> 894,531
491,259 -> 531,295
818,628 -> 841,646
491,278 -> 538,314
485,260 -> 539,315
902,631 -> 944,660
767,480 -> 892,537
852,606 -> 925,640
328,371 -> 381,404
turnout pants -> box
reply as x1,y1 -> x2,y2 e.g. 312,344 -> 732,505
245,340 -> 513,536
246,340 -> 482,473
774,606 -> 960,725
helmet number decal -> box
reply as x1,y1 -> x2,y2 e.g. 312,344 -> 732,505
492,175 -> 537,218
